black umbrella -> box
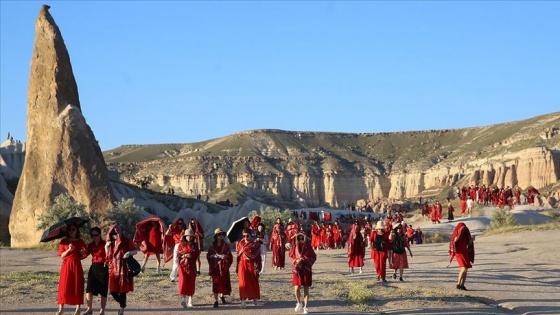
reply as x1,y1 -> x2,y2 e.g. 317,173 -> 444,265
226,216 -> 250,243
40,217 -> 89,242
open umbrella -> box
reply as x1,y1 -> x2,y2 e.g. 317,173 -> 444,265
226,216 -> 250,243
40,217 -> 89,242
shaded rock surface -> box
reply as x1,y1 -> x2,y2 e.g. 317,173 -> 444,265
8,6 -> 115,247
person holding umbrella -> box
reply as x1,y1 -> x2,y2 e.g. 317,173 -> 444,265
207,228 -> 233,307
83,227 -> 108,315
105,224 -> 137,315
56,223 -> 88,315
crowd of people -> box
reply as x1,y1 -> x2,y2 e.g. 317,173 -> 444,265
54,208 -> 476,315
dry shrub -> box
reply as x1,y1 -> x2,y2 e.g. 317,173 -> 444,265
423,231 -> 450,243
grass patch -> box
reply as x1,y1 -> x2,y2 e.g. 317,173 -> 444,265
423,231 -> 450,243
0,271 -> 59,302
546,210 -> 560,221
483,221 -> 560,236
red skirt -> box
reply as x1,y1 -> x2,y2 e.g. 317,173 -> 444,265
58,258 -> 84,305
179,267 -> 197,296
292,270 -> 312,287
391,252 -> 409,269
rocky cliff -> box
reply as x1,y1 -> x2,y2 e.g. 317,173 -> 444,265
8,6 -> 116,247
104,113 -> 560,208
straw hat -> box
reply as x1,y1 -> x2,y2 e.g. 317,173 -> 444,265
214,227 -> 225,235
375,221 -> 385,230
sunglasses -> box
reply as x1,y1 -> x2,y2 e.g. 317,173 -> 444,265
90,233 -> 99,237
243,234 -> 250,238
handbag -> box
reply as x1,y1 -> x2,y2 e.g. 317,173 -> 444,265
126,256 -> 142,277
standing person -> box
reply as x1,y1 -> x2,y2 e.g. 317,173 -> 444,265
166,218 -> 186,282
449,223 -> 475,290
310,221 -> 321,250
290,232 -> 316,315
105,224 -> 137,315
347,219 -> 365,275
332,221 -> 343,249
389,223 -> 413,281
466,196 -> 474,217
177,229 -> 200,308
255,223 -> 269,274
236,228 -> 262,308
270,218 -> 286,270
84,227 -> 108,315
447,198 -> 455,222
56,224 -> 88,315
138,221 -> 163,273
369,221 -> 389,283
207,228 -> 233,308
415,228 -> 424,244
189,218 -> 205,275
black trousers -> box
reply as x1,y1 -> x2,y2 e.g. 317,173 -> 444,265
111,292 -> 127,308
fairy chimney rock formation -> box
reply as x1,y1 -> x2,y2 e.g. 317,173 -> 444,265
9,5 -> 116,247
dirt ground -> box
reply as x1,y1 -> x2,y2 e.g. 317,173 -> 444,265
1,209 -> 560,315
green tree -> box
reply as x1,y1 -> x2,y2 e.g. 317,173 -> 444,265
248,206 -> 291,237
36,193 -> 99,241
104,198 -> 143,238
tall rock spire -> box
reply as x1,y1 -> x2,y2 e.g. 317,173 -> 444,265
9,5 -> 116,247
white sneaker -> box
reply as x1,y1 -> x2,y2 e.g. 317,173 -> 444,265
187,297 -> 193,307
359,269 -> 363,274
303,307 -> 309,314
295,303 -> 302,312
240,301 -> 247,308
181,298 -> 187,308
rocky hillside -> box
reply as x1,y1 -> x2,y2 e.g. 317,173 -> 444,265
103,112 -> 560,208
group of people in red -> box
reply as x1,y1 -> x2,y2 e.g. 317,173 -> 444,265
55,223 -> 138,315
456,185 -> 540,210
310,220 -> 344,250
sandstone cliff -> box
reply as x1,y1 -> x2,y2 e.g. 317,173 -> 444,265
9,6 -> 116,247
104,113 -> 560,209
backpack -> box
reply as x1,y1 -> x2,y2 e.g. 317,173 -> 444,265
392,235 -> 405,254
126,256 -> 142,277
373,234 -> 385,251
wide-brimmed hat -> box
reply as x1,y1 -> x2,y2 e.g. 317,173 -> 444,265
393,222 -> 402,230
375,221 -> 385,230
214,227 -> 225,235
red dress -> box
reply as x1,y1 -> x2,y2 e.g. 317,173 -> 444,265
310,224 -> 321,248
369,232 -> 389,279
207,240 -> 233,295
347,224 -> 364,268
271,223 -> 286,268
289,240 -> 316,286
57,238 -> 86,305
236,239 -> 261,300
449,223 -> 474,268
146,225 -> 163,255
178,242 -> 200,296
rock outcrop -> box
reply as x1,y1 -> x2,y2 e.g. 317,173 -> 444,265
9,5 -> 116,247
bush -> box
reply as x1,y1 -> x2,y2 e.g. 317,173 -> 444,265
423,231 -> 450,243
36,193 -> 99,240
248,206 -> 291,236
104,198 -> 143,238
489,209 -> 517,229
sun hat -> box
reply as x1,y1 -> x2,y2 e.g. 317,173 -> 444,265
214,227 -> 225,235
375,221 -> 385,230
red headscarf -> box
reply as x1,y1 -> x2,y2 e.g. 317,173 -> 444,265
449,223 -> 474,263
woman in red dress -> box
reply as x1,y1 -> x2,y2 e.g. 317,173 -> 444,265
138,221 -> 163,273
310,221 -> 321,250
177,229 -> 200,308
289,232 -> 316,315
449,223 -> 475,290
105,224 -> 137,315
206,228 -> 233,308
236,228 -> 262,308
84,227 -> 108,315
332,221 -> 342,249
347,220 -> 365,275
56,224 -> 88,315
270,218 -> 286,269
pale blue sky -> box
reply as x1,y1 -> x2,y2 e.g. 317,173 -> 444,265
1,1 -> 559,151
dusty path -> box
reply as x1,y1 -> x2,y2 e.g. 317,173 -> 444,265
2,226 -> 560,314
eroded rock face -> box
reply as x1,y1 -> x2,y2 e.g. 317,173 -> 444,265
9,6 -> 115,247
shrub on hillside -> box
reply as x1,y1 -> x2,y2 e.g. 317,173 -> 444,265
36,193 -> 99,244
423,231 -> 450,243
104,198 -> 143,238
489,209 -> 517,229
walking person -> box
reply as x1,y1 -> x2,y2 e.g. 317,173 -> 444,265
449,223 -> 475,290
369,221 -> 389,283
177,229 -> 200,308
105,224 -> 137,315
289,232 -> 316,315
389,223 -> 413,281
56,224 -> 88,315
188,218 -> 205,275
255,223 -> 269,274
166,218 -> 186,282
84,227 -> 108,315
270,218 -> 286,270
447,198 -> 455,222
347,219 -> 365,275
137,220 -> 163,273
207,228 -> 233,308
236,228 -> 262,308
